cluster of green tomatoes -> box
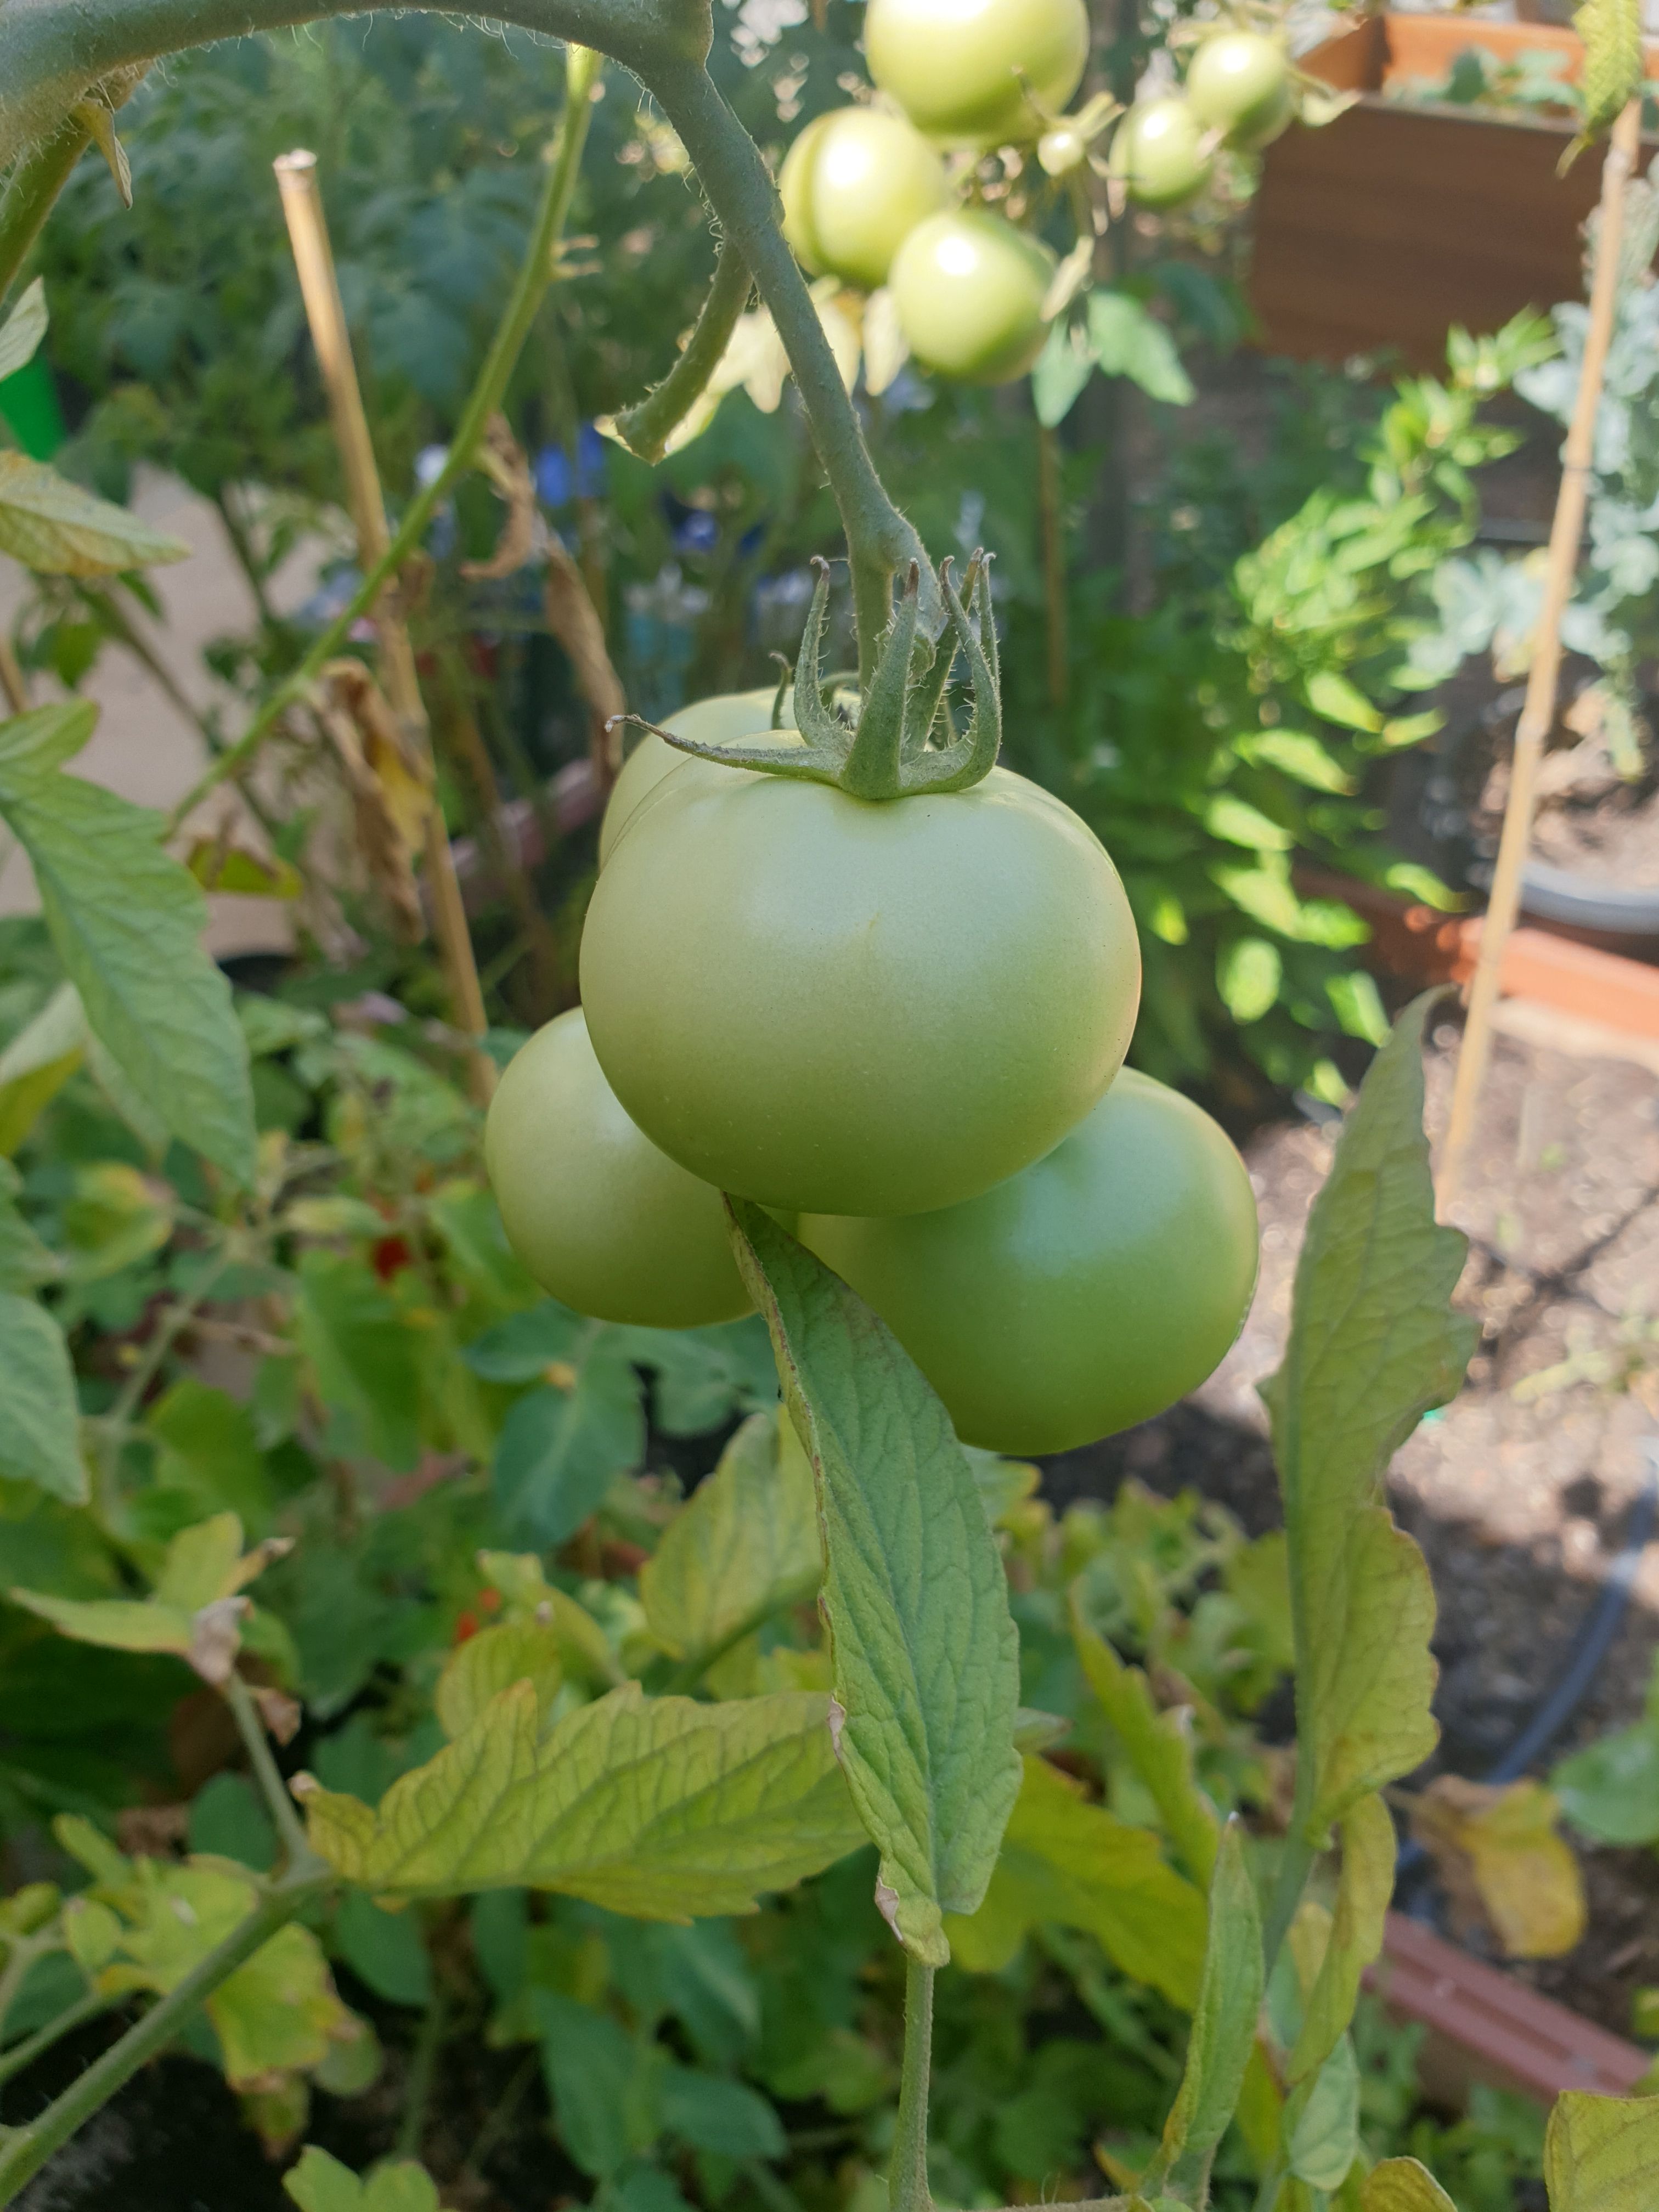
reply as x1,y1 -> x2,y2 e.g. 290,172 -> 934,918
487,642 -> 1261,1458
774,0 -> 1300,386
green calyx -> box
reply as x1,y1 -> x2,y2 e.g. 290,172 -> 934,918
631,552 -> 1002,802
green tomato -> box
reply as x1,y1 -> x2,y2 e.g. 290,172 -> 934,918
579,763 -> 1140,1218
599,688 -> 796,866
1108,97 -> 1211,209
802,1069 -> 1258,1453
484,1008 -> 749,1328
1184,31 -> 1293,151
890,210 -> 1057,385
780,106 -> 951,291
866,0 -> 1090,149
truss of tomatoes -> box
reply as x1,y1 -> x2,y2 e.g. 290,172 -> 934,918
488,568 -> 1260,1458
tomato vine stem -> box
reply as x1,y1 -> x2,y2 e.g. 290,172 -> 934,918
612,239 -> 753,463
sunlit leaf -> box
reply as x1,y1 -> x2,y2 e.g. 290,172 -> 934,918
1290,1791 -> 1395,2080
726,1200 -> 1020,1966
641,1410 -> 820,1672
1410,1776 -> 1585,1959
1070,1592 -> 1220,1887
297,1679 -> 861,1915
1362,2160 -> 1458,2211
1262,994 -> 1476,1843
1087,289 -> 1194,406
435,1618 -> 563,1740
0,452 -> 189,575
1544,2090 -> 1659,2210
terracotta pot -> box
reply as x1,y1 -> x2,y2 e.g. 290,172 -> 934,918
1251,13 -> 1659,370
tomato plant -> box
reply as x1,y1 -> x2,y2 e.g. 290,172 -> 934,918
889,210 -> 1057,385
599,684 -> 793,865
864,0 -> 1090,148
1108,97 -> 1212,210
779,106 -> 949,292
1184,30 -> 1295,153
801,1070 -> 1259,1454
485,1008 -> 751,1327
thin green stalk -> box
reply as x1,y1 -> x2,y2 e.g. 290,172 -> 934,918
0,1871 -> 330,2208
889,1961 -> 934,2212
639,59 -> 929,676
224,1670 -> 318,1874
394,1972 -> 446,2164
0,117 -> 89,306
0,1988 -> 118,2092
166,44 -> 602,832
614,239 -> 751,462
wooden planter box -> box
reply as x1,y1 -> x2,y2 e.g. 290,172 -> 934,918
1251,13 -> 1659,369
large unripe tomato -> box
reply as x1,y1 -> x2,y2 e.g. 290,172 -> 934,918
890,210 -> 1056,384
484,1009 -> 750,1328
802,1069 -> 1258,1453
599,689 -> 796,866
866,0 -> 1090,148
780,107 -> 951,291
1184,31 -> 1294,151
579,766 -> 1140,1218
1108,97 -> 1211,208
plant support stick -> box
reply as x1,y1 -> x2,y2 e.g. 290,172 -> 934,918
1440,98 -> 1641,1203
273,148 -> 494,1099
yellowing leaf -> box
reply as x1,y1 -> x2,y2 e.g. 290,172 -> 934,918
1363,2158 -> 1458,2211
1570,0 -> 1643,156
297,1679 -> 862,1917
1262,994 -> 1476,1844
285,2146 -> 441,2212
185,837 -> 303,899
475,1550 -> 625,1687
1070,1592 -> 1220,1887
727,1201 -> 1021,1966
1544,2090 -> 1659,2210
641,1409 -> 820,1671
1410,1777 -> 1586,1960
435,1619 -> 563,1740
0,452 -> 189,575
1290,1791 -> 1395,2081
945,1755 -> 1207,2009
314,662 -> 433,944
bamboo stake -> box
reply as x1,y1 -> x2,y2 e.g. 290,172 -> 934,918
274,149 -> 494,1101
1438,98 -> 1642,1204
0,629 -> 28,714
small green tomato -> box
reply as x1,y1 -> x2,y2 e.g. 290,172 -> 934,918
485,1009 -> 749,1328
1185,30 -> 1294,151
865,0 -> 1090,149
889,209 -> 1057,385
1108,96 -> 1212,210
780,106 -> 951,291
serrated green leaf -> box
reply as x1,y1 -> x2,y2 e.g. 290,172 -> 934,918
945,1754 -> 1207,2008
1544,2091 -> 1659,2210
0,278 -> 48,382
1150,1820 -> 1263,2203
13,1511 -> 278,1680
0,704 -> 256,1185
1363,2161 -> 1458,2211
1262,994 -> 1476,1843
294,1251 -> 423,1472
1289,1791 -> 1395,2081
0,450 -> 189,575
1070,1593 -> 1219,1887
298,1679 -> 861,1915
435,1618 -> 563,1739
475,1550 -> 625,1687
284,2146 -> 441,2212
0,1289 -> 86,1501
641,1410 -> 821,1671
1087,289 -> 1194,406
726,1200 -> 1020,1966
1571,0 -> 1643,152
534,1990 -> 656,2177
494,1348 -> 646,1543
1286,2033 -> 1359,2190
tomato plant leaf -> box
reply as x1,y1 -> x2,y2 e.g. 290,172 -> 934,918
0,704 -> 256,1186
1543,2091 -> 1659,2211
475,1551 -> 625,1687
1069,1592 -> 1220,1887
0,981 -> 86,1157
0,1288 -> 86,1502
1289,1791 -> 1394,2082
297,1679 -> 862,1915
533,1990 -> 657,2177
1285,2032 -> 1359,2191
641,1409 -> 821,1671
1362,2162 -> 1458,2211
0,451 -> 190,575
284,2145 -> 441,2212
0,277 -> 48,382
294,1251 -> 425,1472
725,1200 -> 1020,1966
1571,0 -> 1643,155
1086,288 -> 1194,407
1031,320 -> 1094,428
1261,992 -> 1476,1843
1149,1819 -> 1263,2202
945,1754 -> 1207,2008
434,1618 -> 563,1739
493,1343 -> 646,1542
